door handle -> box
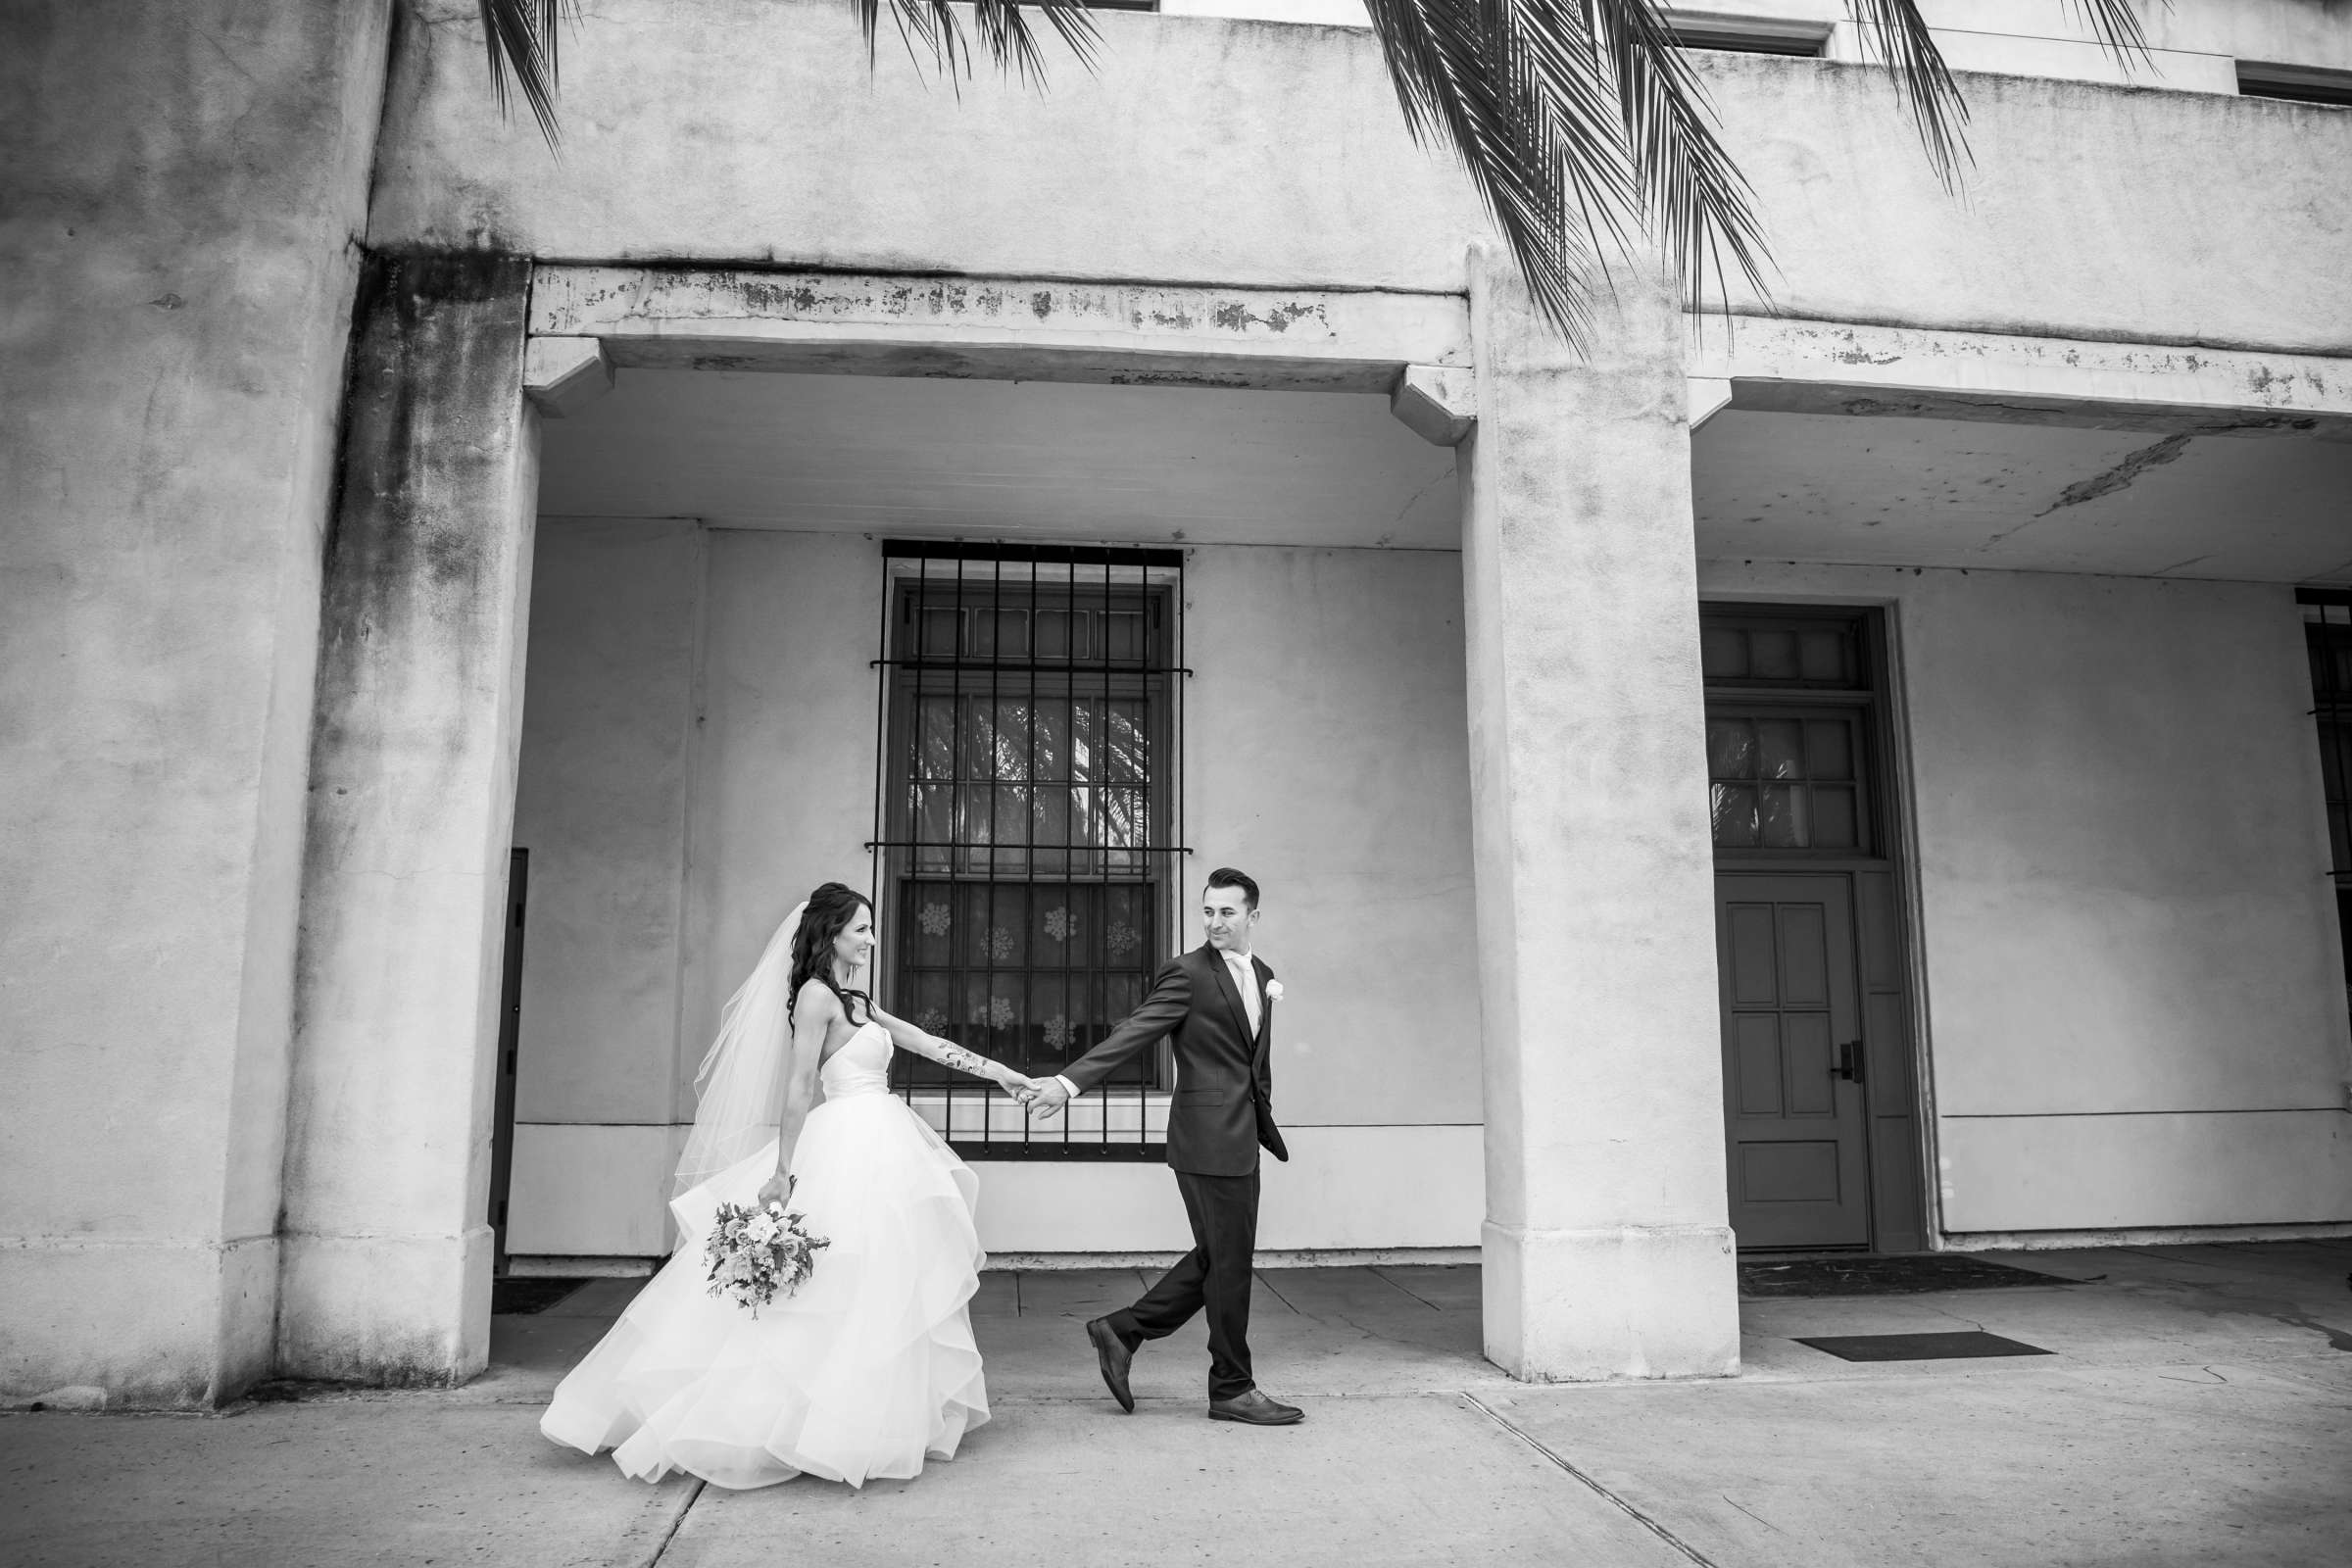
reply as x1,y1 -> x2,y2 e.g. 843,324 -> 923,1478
1835,1040 -> 1865,1083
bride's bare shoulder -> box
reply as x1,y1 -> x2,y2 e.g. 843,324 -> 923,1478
792,978 -> 843,1021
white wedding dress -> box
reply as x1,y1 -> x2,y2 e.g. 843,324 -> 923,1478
540,1020 -> 988,1490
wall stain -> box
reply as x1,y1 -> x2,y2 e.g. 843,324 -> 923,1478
312,248 -> 530,780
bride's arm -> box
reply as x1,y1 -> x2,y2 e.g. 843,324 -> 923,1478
868,1003 -> 1031,1093
757,982 -> 832,1206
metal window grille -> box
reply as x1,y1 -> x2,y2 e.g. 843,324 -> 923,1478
1700,609 -> 1878,856
869,541 -> 1186,1160
2298,589 -> 2352,1019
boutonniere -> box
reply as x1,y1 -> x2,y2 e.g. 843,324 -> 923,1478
1264,980 -> 1285,1004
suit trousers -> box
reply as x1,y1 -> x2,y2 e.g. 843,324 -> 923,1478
1113,1167 -> 1260,1400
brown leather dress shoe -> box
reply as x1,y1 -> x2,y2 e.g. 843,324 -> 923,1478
1207,1388 -> 1303,1425
1087,1316 -> 1136,1413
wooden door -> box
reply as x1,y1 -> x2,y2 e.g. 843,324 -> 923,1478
1717,873 -> 1870,1249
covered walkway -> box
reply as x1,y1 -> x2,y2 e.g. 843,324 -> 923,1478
8,1241 -> 2347,1566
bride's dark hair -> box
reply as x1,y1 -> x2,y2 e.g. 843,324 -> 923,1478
788,882 -> 874,1025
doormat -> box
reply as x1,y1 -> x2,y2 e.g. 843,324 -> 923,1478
492,1277 -> 591,1316
1740,1254 -> 2079,1298
1796,1331 -> 2055,1362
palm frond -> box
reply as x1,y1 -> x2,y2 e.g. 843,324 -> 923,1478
1845,0 -> 1969,184
1845,0 -> 2159,187
854,0 -> 1102,88
467,0 -> 1099,148
1360,0 -> 1770,344
2065,0 -> 2157,62
476,0 -> 570,149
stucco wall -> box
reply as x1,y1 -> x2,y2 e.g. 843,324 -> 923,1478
1183,546 -> 1483,1128
0,1 -> 390,1404
371,0 -> 2352,354
512,519 -> 702,1132
1698,560 -> 2352,1234
507,524 -> 1483,1256
507,522 -> 881,1254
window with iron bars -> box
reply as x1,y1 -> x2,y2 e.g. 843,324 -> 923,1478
870,542 -> 1184,1159
2299,589 -> 2352,1022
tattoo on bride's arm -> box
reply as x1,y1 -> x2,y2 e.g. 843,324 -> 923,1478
920,1037 -> 994,1078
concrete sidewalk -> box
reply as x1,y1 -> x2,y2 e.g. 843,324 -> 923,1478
5,1243 -> 2348,1567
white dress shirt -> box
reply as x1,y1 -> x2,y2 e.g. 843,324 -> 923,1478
1054,947 -> 1260,1102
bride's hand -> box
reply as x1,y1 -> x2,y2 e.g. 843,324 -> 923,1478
1002,1072 -> 1042,1105
756,1171 -> 794,1209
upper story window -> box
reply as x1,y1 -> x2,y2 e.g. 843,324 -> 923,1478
2238,63 -> 2352,108
1665,12 -> 1831,57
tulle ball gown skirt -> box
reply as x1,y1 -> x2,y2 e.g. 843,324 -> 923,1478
540,1094 -> 988,1490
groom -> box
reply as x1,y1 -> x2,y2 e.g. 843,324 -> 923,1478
1027,868 -> 1301,1427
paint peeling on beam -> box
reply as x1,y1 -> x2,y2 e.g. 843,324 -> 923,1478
1691,318 -> 2352,434
1734,381 -> 2333,435
528,267 -> 1470,391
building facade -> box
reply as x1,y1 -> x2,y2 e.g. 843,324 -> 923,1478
5,0 -> 2350,1408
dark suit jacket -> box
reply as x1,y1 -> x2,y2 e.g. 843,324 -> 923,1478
1060,945 -> 1288,1177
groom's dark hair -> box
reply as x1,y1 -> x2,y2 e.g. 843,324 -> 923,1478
1204,867 -> 1260,909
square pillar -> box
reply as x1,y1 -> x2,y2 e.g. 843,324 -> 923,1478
0,1 -> 393,1408
276,253 -> 538,1384
1462,246 -> 1738,1381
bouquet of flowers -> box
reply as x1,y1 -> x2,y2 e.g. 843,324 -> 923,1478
703,1189 -> 831,1316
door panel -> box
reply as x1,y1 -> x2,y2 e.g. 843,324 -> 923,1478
1740,1142 -> 1841,1203
1733,1015 -> 1783,1115
1718,873 -> 1869,1249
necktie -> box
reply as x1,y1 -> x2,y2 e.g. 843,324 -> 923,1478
1229,955 -> 1260,1036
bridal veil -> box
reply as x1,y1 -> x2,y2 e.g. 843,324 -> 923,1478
671,900 -> 808,1197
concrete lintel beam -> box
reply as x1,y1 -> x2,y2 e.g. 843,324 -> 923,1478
522,336 -> 614,417
1687,376 -> 1734,431
530,266 -> 1470,393
1392,364 -> 1478,445
1689,316 -> 2352,434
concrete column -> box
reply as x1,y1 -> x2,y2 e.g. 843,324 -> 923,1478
1461,246 -> 1738,1381
277,253 -> 538,1384
0,1 -> 391,1408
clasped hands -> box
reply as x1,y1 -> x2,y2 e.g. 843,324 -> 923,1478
998,1070 -> 1072,1121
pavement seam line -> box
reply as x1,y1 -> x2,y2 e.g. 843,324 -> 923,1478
640,1478 -> 706,1567
1459,1393 -> 1721,1568
1254,1270 -> 1301,1315
1367,1266 -> 1445,1311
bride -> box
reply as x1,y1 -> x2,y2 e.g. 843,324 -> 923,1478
540,882 -> 1042,1490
